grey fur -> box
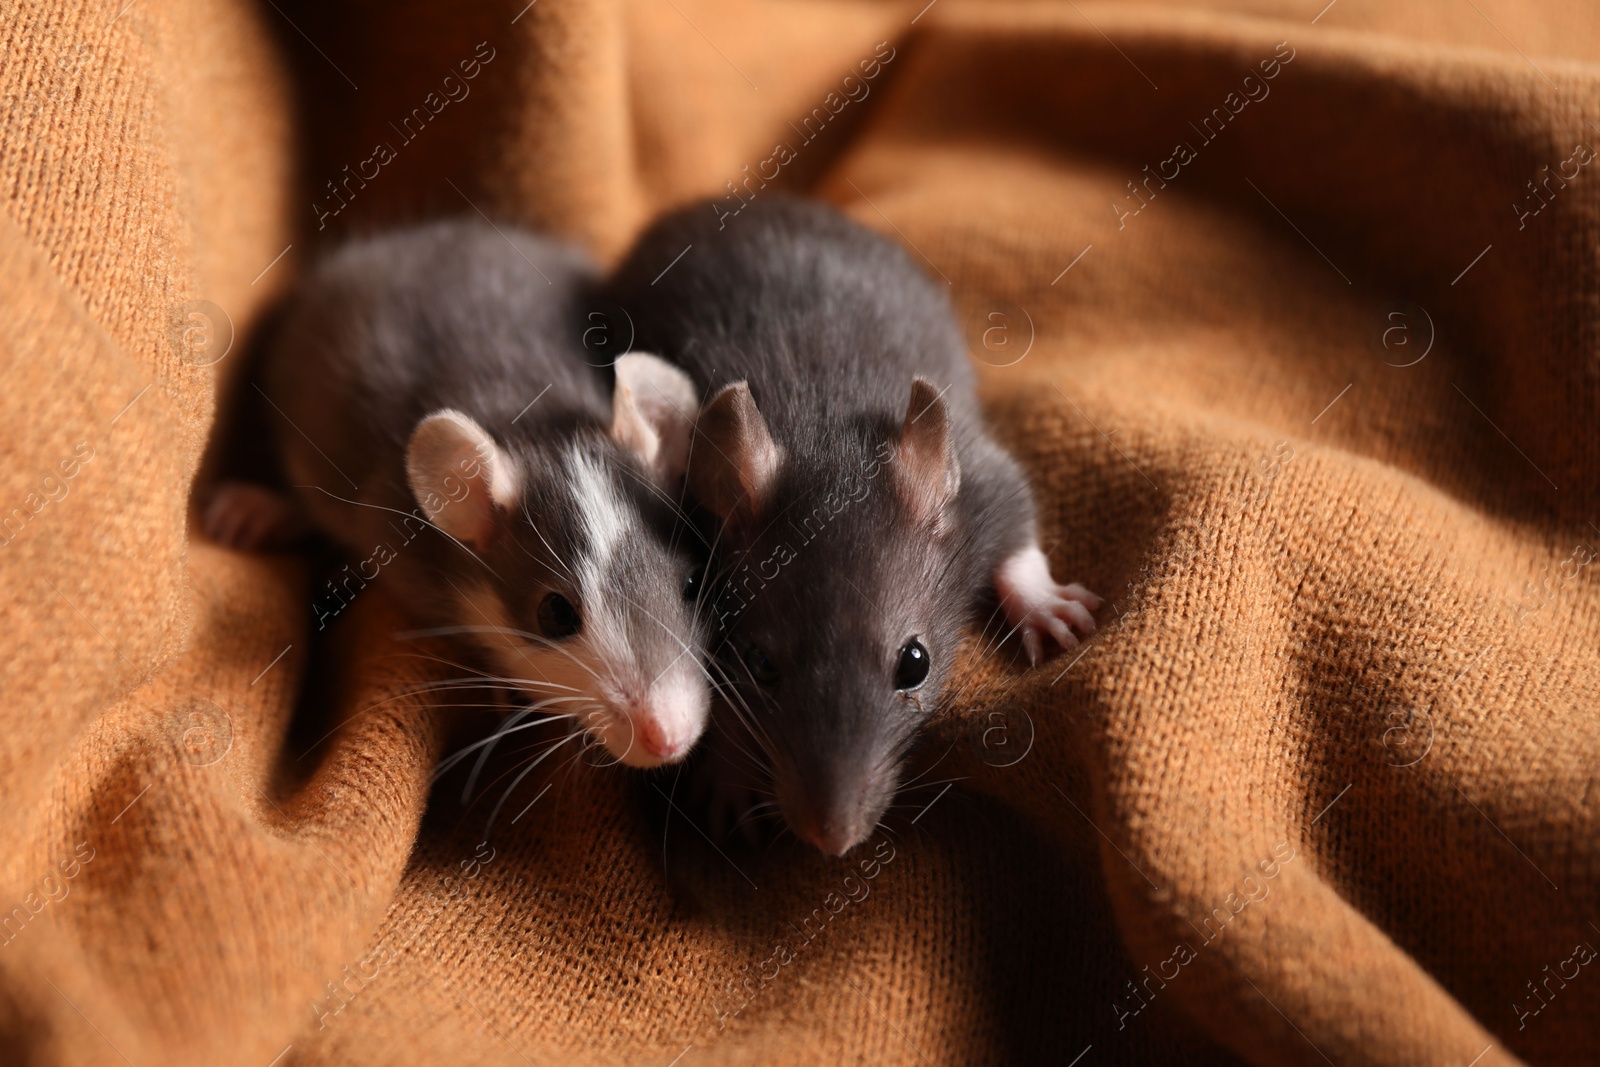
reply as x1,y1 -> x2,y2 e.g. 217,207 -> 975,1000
261,218 -> 708,765
606,197 -> 1040,849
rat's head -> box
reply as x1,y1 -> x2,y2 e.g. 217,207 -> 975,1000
690,378 -> 968,854
405,354 -> 711,769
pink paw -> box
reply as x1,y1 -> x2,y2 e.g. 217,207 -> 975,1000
204,481 -> 308,550
995,545 -> 1102,666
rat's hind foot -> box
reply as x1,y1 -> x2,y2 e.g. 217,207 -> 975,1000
204,481 -> 309,550
995,545 -> 1102,666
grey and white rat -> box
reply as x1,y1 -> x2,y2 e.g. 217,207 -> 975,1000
605,196 -> 1100,853
207,218 -> 710,769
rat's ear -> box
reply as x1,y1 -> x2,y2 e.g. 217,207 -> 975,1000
688,381 -> 781,522
611,353 -> 699,485
894,377 -> 961,530
406,409 -> 518,548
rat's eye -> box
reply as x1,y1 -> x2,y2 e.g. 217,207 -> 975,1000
682,565 -> 705,602
743,643 -> 778,686
894,639 -> 929,691
537,593 -> 582,639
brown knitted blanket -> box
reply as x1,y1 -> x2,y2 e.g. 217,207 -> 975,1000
2,0 -> 1596,1063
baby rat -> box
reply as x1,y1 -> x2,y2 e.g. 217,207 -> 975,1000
208,218 -> 710,768
606,196 -> 1100,853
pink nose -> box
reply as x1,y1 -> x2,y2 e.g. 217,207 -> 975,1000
636,717 -> 686,760
797,813 -> 858,857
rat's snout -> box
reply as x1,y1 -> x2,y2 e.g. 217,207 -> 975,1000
778,737 -> 899,857
611,669 -> 709,768
635,713 -> 690,762
795,810 -> 865,858
784,773 -> 877,857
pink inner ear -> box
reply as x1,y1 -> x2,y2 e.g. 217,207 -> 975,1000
406,410 -> 512,549
424,459 -> 499,547
893,441 -> 954,528
611,383 -> 662,471
688,381 -> 780,522
611,353 -> 699,486
455,464 -> 502,547
894,380 -> 960,529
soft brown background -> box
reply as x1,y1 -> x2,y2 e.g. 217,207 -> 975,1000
2,0 -> 1597,1063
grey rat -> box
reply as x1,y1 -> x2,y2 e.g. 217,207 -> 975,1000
605,196 -> 1100,854
206,218 -> 710,768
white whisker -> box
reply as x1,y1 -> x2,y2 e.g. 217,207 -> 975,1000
295,484 -> 501,580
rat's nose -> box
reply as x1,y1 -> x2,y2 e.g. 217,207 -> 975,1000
797,811 -> 861,857
612,671 -> 707,767
636,716 -> 688,761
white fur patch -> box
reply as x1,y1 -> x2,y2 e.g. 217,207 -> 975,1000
562,442 -> 633,676
564,443 -> 627,572
993,544 -> 1102,665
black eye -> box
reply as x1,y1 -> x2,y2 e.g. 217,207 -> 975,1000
895,639 -> 929,691
683,565 -> 705,602
743,643 -> 778,686
537,593 -> 582,639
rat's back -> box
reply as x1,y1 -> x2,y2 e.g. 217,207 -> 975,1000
608,197 -> 974,439
607,196 -> 1102,856
264,221 -> 600,495
260,218 -> 604,552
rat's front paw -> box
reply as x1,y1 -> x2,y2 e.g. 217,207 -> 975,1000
995,545 -> 1102,665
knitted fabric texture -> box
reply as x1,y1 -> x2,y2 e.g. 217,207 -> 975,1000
0,1 -> 1595,1064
